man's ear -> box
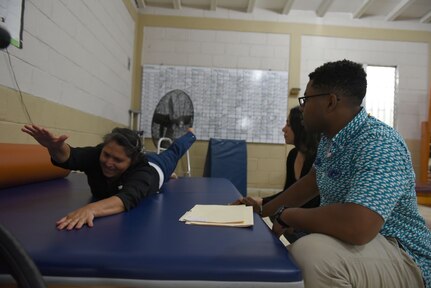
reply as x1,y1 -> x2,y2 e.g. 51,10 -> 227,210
327,93 -> 339,112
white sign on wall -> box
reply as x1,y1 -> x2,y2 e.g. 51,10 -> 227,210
141,65 -> 288,144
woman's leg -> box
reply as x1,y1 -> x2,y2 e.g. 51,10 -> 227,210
146,131 -> 196,184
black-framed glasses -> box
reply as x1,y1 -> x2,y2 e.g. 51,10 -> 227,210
298,93 -> 330,107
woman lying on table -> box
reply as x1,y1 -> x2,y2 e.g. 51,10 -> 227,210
22,124 -> 196,231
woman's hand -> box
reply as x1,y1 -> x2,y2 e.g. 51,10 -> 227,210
22,124 -> 70,162
56,205 -> 96,230
56,196 -> 125,230
22,124 -> 68,150
230,196 -> 263,214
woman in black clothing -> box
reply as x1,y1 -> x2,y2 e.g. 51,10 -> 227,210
232,106 -> 320,231
262,106 -> 320,208
21,124 -> 195,231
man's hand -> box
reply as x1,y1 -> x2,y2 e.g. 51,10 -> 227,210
272,218 -> 295,238
271,207 -> 295,237
272,217 -> 287,237
56,205 -> 96,230
230,196 -> 263,213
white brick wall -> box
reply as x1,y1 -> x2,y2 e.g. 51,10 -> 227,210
300,36 -> 429,140
143,27 -> 290,71
0,0 -> 134,125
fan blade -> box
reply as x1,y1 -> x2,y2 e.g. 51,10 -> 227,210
164,127 -> 175,142
158,125 -> 166,139
169,115 -> 193,127
168,96 -> 175,120
153,113 -> 171,125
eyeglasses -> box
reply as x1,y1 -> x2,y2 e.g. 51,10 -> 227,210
298,93 -> 330,107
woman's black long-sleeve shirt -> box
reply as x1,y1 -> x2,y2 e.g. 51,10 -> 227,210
52,144 -> 159,211
262,147 -> 320,208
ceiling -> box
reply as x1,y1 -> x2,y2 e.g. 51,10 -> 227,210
134,0 -> 431,29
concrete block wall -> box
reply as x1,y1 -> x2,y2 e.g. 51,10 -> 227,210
143,27 -> 290,71
0,0 -> 135,128
142,27 -> 292,192
247,143 -> 289,195
300,36 -> 429,174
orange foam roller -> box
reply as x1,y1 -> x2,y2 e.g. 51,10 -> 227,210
0,143 -> 70,189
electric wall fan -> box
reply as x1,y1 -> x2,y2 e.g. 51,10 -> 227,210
151,89 -> 194,175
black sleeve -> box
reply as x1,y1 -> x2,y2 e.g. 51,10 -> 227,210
115,165 -> 160,211
283,148 -> 297,190
51,145 -> 101,172
301,154 -> 315,177
300,153 -> 320,208
262,148 -> 297,205
262,150 -> 319,208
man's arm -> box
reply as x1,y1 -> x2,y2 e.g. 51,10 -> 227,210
261,167 -> 319,217
269,166 -> 384,245
275,202 -> 384,245
56,196 -> 125,230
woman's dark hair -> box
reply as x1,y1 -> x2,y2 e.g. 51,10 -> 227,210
289,106 -> 320,159
102,128 -> 143,162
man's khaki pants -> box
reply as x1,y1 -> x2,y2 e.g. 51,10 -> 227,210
288,233 -> 424,288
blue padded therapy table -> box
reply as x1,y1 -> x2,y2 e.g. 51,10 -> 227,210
0,172 -> 303,287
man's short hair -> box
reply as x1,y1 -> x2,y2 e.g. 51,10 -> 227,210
308,59 -> 367,105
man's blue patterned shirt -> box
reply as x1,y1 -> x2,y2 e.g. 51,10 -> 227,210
314,108 -> 431,287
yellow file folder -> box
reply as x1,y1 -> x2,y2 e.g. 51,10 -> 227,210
179,205 -> 254,227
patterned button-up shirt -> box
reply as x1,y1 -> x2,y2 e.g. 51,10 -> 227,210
314,108 -> 431,287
